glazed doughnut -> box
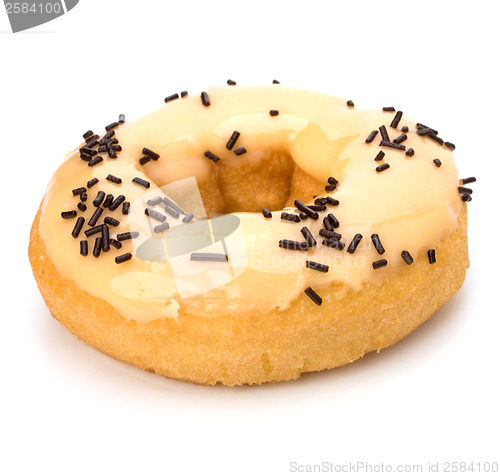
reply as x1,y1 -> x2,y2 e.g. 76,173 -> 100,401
29,84 -> 473,385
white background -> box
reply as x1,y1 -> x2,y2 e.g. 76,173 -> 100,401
1,1 -> 499,475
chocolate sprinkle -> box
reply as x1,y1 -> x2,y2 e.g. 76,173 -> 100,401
319,229 -> 342,240
374,151 -> 385,162
301,227 -> 317,247
416,127 -> 433,136
262,208 -> 272,219
191,252 -> 228,262
346,100 -> 354,108
304,287 -> 322,306
299,212 -> 308,221
281,212 -> 300,223
117,231 -> 139,241
109,195 -> 126,211
314,198 -> 327,206
393,133 -> 407,144
88,156 -> 103,167
182,213 -> 194,223
106,174 -> 122,184
122,202 -> 130,215
61,210 -> 77,219
417,123 -> 438,134
204,150 -> 220,162
323,216 -> 333,231
401,250 -> 413,265
77,202 -> 87,212
405,148 -> 415,157
401,126 -> 409,133
162,197 -> 184,214
102,194 -> 114,208
104,217 -> 120,227
93,237 -> 102,258
142,147 -> 160,160
227,79 -> 237,85
272,79 -> 280,84
383,107 -> 395,112
164,205 -> 180,218
88,207 -> 103,227
102,224 -> 110,252
376,163 -> 390,173
309,204 -> 326,212
84,224 -> 104,237
326,213 -> 339,228
146,196 -> 163,206
115,253 -> 132,264
458,186 -> 473,195
433,158 -> 442,167
80,153 -> 92,162
80,146 -> 97,156
226,131 -> 241,150
118,114 -> 125,124
428,133 -> 444,146
462,194 -> 472,202
462,177 -> 476,185
372,259 -> 387,269
105,121 -> 119,131
294,200 -> 319,220
346,234 -> 363,254
110,239 -> 122,249
72,187 -> 86,196
180,91 -> 188,98
80,240 -> 88,256
366,130 -> 379,144
390,111 -> 403,129
164,93 -> 180,103
444,141 -> 456,150
83,130 -> 94,140
326,196 -> 340,207
201,91 -> 210,107
428,249 -> 436,264
306,260 -> 329,273
380,141 -> 405,151
328,177 -> 339,186
145,208 -> 166,222
234,147 -> 247,156
87,178 -> 99,188
379,125 -> 390,142
101,130 -> 115,142
269,110 -> 279,116
132,177 -> 150,188
154,223 -> 170,233
71,216 -> 85,238
371,234 -> 385,255
139,156 -> 151,166
279,239 -> 309,251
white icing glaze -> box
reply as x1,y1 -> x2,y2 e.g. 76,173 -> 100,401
38,86 -> 462,322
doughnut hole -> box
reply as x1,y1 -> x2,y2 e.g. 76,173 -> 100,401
207,149 -> 324,214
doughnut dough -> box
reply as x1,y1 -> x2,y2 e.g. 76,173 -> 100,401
29,205 -> 468,385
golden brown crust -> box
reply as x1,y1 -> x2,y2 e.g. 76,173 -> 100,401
29,204 -> 469,386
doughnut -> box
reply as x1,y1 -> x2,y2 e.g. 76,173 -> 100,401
29,84 -> 474,386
